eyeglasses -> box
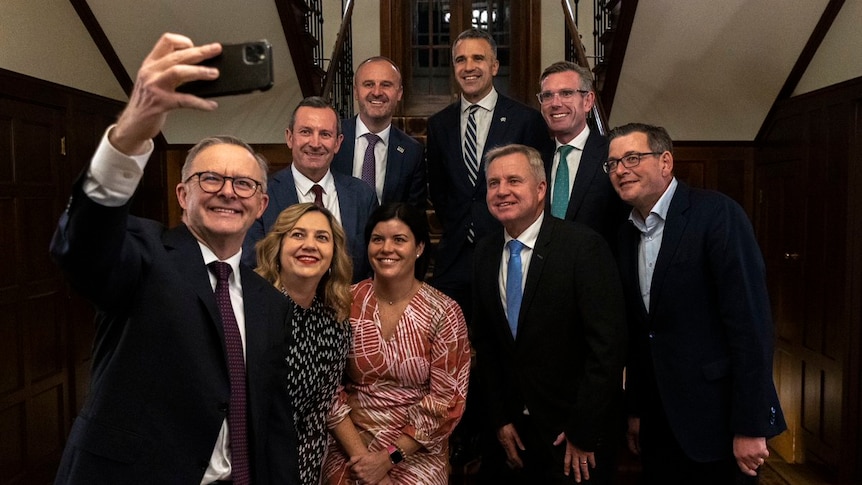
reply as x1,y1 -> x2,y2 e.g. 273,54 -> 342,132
602,152 -> 662,174
536,89 -> 590,104
185,171 -> 262,198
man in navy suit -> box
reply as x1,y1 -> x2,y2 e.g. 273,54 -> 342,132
331,57 -> 426,208
538,61 -> 627,244
244,97 -> 378,282
426,28 -> 553,467
472,144 -> 626,484
50,33 -> 297,484
427,28 -> 553,317
608,123 -> 786,484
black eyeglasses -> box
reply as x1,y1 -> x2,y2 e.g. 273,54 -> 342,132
185,171 -> 262,198
602,152 -> 662,174
536,89 -> 590,104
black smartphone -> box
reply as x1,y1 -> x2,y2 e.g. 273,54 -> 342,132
178,40 -> 274,98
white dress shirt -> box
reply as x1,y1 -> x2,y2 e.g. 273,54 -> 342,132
290,165 -> 343,224
352,116 -> 391,203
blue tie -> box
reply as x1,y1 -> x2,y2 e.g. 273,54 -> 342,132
506,239 -> 525,337
552,145 -> 574,218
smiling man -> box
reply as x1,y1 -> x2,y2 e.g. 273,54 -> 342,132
472,143 -> 626,484
50,33 -> 298,485
244,96 -> 378,282
608,123 -> 785,484
331,57 -> 426,207
425,28 -> 553,467
538,61 -> 626,244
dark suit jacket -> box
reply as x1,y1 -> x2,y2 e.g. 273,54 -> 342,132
617,182 -> 786,462
427,93 -> 553,289
331,116 -> 427,208
50,180 -> 297,485
244,167 -> 379,282
472,215 -> 627,451
544,129 -> 628,244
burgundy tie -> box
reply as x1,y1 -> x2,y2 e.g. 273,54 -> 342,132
361,133 -> 381,190
311,184 -> 325,209
208,262 -> 250,485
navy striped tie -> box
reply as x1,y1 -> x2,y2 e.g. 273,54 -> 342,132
464,105 -> 480,242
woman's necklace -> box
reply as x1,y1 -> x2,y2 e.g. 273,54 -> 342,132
375,280 -> 417,306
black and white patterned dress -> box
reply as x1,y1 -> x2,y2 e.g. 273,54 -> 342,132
285,295 -> 351,485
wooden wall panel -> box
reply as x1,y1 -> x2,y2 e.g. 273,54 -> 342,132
0,68 -> 123,484
757,76 -> 862,483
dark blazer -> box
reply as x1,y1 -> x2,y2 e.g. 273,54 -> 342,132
617,182 -> 786,462
331,116 -> 427,208
244,167 -> 379,282
50,180 -> 297,485
544,129 -> 628,244
472,215 -> 627,451
427,93 -> 553,289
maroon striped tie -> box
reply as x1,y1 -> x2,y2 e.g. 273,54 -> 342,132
208,262 -> 250,485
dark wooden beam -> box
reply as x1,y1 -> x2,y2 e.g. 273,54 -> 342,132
755,0 -> 845,142
598,0 -> 638,118
68,0 -> 133,96
67,0 -> 167,148
274,0 -> 320,97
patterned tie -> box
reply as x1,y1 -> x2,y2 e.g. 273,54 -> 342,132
311,184 -> 324,209
361,133 -> 381,190
506,239 -> 525,338
552,145 -> 574,218
207,262 -> 250,485
464,104 -> 480,242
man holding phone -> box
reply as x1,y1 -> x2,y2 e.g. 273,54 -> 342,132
50,33 -> 298,485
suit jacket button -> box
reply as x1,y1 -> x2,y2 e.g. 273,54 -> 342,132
648,331 -> 656,339
218,402 -> 229,413
770,406 -> 776,425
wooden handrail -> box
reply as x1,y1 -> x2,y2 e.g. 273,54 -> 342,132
561,0 -> 608,135
321,0 -> 355,101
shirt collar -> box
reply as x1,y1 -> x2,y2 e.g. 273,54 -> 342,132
199,243 -> 242,281
504,211 -> 544,250
555,125 -> 591,152
628,177 -> 678,231
461,87 -> 498,113
291,165 -> 336,197
355,115 -> 391,144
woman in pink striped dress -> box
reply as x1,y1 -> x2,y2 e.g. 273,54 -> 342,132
322,203 -> 471,485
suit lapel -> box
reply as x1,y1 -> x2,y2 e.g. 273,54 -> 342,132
382,129 -> 405,202
648,183 -> 690,316
565,131 -> 604,219
619,222 -> 648,319
518,216 -> 552,336
164,225 -> 226,345
334,174 -> 359,243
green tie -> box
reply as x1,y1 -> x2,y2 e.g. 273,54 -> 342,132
552,145 -> 574,218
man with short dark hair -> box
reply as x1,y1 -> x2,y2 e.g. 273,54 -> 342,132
538,61 -> 626,243
331,57 -> 426,207
608,122 -> 786,484
51,33 -> 298,485
244,96 -> 378,282
427,28 -> 553,319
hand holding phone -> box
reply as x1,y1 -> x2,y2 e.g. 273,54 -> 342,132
178,40 -> 274,98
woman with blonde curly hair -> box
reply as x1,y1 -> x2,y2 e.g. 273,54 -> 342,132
255,202 -> 353,484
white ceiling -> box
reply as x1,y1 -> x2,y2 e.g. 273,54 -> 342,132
2,0 -> 861,143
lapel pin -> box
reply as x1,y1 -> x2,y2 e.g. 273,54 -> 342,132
500,117 -> 507,122
397,146 -> 405,153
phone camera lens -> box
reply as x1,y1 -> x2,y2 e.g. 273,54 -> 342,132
244,44 -> 266,64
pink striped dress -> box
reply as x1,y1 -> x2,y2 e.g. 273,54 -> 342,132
322,279 -> 471,484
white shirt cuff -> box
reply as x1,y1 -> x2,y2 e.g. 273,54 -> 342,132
82,125 -> 154,207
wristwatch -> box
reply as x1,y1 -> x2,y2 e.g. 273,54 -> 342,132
387,444 -> 405,465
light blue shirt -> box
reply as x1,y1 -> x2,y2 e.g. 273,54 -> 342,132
628,177 -> 678,310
